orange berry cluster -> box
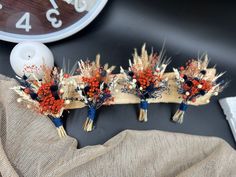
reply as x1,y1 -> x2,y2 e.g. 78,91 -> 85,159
136,68 -> 157,89
81,72 -> 113,104
180,75 -> 213,102
82,76 -> 102,98
37,82 -> 64,115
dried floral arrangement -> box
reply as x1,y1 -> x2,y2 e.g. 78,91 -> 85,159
75,55 -> 118,131
120,44 -> 170,122
11,65 -> 77,138
10,46 -> 227,136
172,55 -> 226,123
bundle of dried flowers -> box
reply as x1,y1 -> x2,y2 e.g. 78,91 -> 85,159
75,55 -> 118,132
172,54 -> 226,123
11,65 -> 76,138
120,44 -> 170,122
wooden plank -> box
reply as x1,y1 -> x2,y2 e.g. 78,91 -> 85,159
65,68 -> 216,109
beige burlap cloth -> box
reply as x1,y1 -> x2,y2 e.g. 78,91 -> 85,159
0,74 -> 236,177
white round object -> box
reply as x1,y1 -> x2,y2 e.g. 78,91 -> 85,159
17,98 -> 22,103
65,100 -> 71,105
80,84 -> 85,89
132,79 -> 137,83
10,41 -> 54,79
197,84 -> 203,89
59,89 -> 64,94
185,91 -> 190,96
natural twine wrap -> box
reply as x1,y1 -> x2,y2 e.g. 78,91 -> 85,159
0,74 -> 236,177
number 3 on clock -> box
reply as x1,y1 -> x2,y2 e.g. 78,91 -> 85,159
46,0 -> 62,29
16,12 -> 32,32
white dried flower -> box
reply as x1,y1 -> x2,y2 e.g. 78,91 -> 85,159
198,84 -> 203,89
65,100 -> 71,105
17,98 -> 22,103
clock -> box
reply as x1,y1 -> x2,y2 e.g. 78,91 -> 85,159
0,0 -> 107,43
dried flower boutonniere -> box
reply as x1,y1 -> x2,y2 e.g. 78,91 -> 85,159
11,65 -> 76,138
75,55 -> 118,132
172,55 -> 226,123
120,44 -> 170,122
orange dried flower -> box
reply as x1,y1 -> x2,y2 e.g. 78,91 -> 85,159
37,82 -> 64,115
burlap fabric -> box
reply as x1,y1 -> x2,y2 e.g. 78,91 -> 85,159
0,74 -> 236,177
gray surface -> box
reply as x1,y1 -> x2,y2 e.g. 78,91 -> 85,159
0,0 -> 236,148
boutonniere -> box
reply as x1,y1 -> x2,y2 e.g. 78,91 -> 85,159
120,44 -> 170,122
11,65 -> 76,138
75,55 -> 118,132
172,55 -> 226,123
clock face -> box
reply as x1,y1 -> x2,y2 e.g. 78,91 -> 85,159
0,0 -> 107,43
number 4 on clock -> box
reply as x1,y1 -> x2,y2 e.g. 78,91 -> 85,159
16,12 -> 32,32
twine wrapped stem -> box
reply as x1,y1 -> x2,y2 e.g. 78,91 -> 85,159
83,106 -> 96,132
52,117 -> 67,138
139,100 -> 148,122
172,102 -> 188,124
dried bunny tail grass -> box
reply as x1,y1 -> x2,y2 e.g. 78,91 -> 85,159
195,53 -> 209,70
77,55 -> 115,78
141,44 -> 149,68
10,87 -> 40,112
200,54 -> 210,70
132,44 -> 148,70
41,64 -> 52,83
10,86 -> 37,104
78,59 -> 93,77
103,62 -> 109,70
107,65 -> 116,74
95,54 -> 100,68
203,56 -> 227,93
103,62 -> 115,74
131,43 -> 170,72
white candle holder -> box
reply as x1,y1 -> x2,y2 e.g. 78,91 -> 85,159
10,41 -> 54,79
